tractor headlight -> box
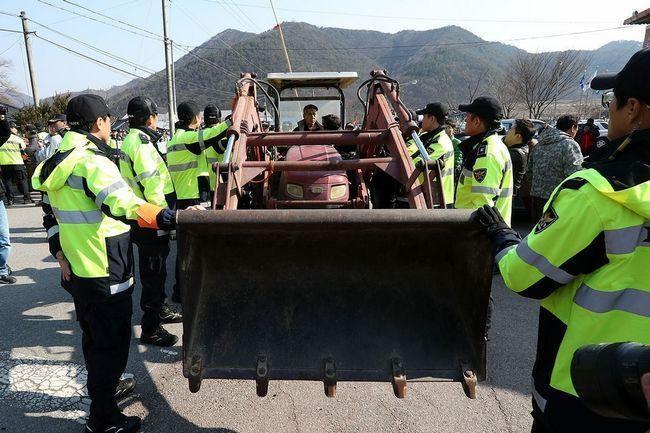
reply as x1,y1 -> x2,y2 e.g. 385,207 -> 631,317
286,183 -> 304,199
330,184 -> 347,200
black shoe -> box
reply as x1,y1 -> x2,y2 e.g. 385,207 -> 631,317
159,303 -> 183,323
140,326 -> 178,347
23,198 -> 35,205
6,200 -> 13,206
171,291 -> 181,304
0,275 -> 16,284
115,376 -> 136,400
84,415 -> 141,433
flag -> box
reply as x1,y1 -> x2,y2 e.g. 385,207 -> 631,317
584,70 -> 598,92
579,73 -> 586,91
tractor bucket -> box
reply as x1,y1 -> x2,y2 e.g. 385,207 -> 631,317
177,209 -> 493,398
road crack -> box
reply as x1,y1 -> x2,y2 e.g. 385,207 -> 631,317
490,385 -> 513,433
279,384 -> 300,433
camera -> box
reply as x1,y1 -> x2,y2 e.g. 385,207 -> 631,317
0,105 -> 7,117
572,342 -> 650,422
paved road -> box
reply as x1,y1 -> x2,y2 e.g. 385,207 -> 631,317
0,202 -> 539,433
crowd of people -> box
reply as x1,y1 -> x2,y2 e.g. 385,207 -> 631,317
0,46 -> 647,433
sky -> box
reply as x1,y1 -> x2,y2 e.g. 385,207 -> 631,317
0,0 -> 647,98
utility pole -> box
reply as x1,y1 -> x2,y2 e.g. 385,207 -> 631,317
269,0 -> 292,73
170,40 -> 177,113
161,0 -> 175,134
20,11 -> 39,107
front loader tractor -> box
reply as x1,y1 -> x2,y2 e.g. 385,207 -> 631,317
177,70 -> 493,400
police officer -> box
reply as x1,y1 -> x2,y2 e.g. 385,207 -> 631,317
166,101 -> 230,302
476,48 -> 650,433
201,104 -> 223,198
121,96 -> 181,347
456,96 -> 513,224
0,113 -> 32,205
32,94 -> 177,433
407,102 -> 455,206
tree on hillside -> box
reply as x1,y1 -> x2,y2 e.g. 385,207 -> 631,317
0,59 -> 15,106
489,73 -> 519,119
508,51 -> 590,118
12,93 -> 70,128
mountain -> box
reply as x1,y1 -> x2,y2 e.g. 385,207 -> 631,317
90,23 -> 639,119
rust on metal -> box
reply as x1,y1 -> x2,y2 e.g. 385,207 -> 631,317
460,362 -> 478,399
245,130 -> 388,147
188,355 -> 203,393
391,358 -> 407,399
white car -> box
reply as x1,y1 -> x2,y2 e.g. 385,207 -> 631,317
578,119 -> 609,148
500,119 -> 547,136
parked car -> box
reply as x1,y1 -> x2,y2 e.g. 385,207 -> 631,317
578,119 -> 609,148
499,119 -> 547,136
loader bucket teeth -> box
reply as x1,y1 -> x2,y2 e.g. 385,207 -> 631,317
178,209 -> 493,398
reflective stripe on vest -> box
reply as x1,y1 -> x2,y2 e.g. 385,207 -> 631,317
133,169 -> 159,183
53,208 -> 103,224
94,179 -> 128,208
166,143 -> 188,152
604,224 -> 650,254
574,284 -> 650,317
168,161 -> 198,172
515,238 -> 575,284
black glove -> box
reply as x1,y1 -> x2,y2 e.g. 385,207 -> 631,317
156,208 -> 176,231
474,205 -> 522,255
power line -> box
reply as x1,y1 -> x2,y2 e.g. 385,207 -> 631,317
0,36 -> 21,56
29,18 -> 158,75
171,0 -> 267,74
173,43 -> 239,78
61,0 -> 162,39
0,10 -> 18,17
34,33 -> 152,80
48,0 -> 144,25
0,28 -> 25,34
197,0 -> 620,25
33,32 -> 233,98
37,0 -> 163,41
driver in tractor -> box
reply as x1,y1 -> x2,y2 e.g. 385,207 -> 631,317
293,104 -> 324,132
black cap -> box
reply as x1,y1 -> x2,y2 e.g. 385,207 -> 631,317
177,101 -> 199,122
591,47 -> 650,103
459,96 -> 503,121
127,96 -> 158,120
48,114 -> 66,124
203,104 -> 221,123
66,94 -> 110,128
416,102 -> 448,121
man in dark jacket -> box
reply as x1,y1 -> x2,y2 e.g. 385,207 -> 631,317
503,119 -> 535,196
293,104 -> 323,132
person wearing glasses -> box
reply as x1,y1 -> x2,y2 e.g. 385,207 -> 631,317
475,47 -> 650,433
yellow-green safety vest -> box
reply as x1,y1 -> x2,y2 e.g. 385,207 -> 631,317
497,167 -> 650,405
32,131 -> 146,285
0,134 -> 25,166
406,128 -> 455,206
455,132 -> 513,224
166,122 -> 229,200
119,128 -> 174,207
